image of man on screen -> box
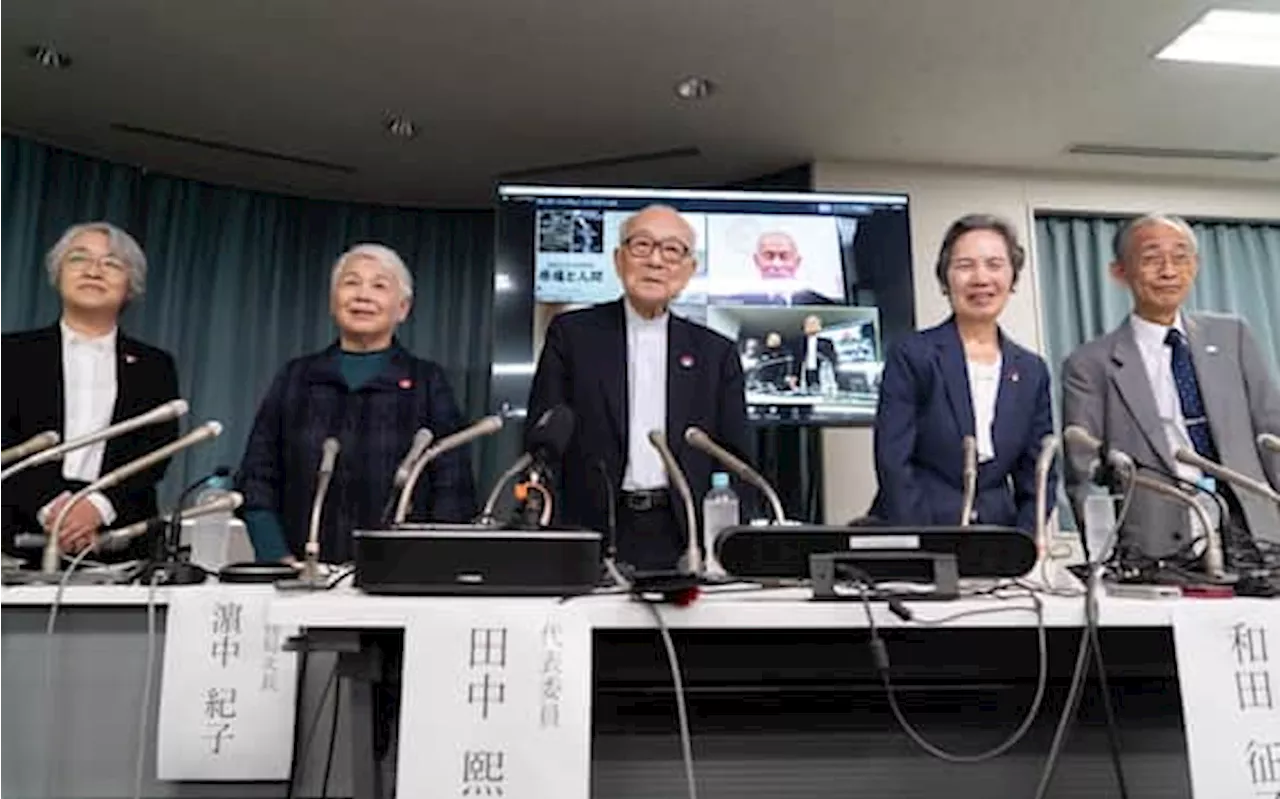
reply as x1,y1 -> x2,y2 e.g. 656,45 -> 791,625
715,231 -> 838,307
747,331 -> 794,391
787,315 -> 838,392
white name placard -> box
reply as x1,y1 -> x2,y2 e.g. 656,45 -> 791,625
156,585 -> 299,780
1172,600 -> 1280,799
396,599 -> 593,798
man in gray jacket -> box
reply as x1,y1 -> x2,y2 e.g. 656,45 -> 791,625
1061,213 -> 1280,563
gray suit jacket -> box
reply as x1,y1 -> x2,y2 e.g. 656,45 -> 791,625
1061,312 -> 1280,557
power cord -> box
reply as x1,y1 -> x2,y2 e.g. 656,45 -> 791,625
1032,475 -> 1138,799
849,572 -> 1048,763
133,571 -> 163,799
644,602 -> 698,799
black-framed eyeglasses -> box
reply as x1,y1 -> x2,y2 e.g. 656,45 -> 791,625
623,235 -> 691,263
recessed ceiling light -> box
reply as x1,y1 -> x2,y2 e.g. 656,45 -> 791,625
26,44 -> 72,70
384,114 -> 418,139
1156,9 -> 1280,68
674,77 -> 715,100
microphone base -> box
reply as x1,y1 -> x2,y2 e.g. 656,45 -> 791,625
139,559 -> 209,586
2,567 -> 125,586
275,573 -> 331,592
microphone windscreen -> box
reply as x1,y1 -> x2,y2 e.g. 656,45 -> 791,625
526,404 -> 575,460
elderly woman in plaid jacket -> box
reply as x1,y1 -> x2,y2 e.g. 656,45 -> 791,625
236,244 -> 476,563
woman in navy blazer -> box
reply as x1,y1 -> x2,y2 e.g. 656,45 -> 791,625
869,214 -> 1056,534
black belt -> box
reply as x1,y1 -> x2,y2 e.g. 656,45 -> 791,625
619,489 -> 670,512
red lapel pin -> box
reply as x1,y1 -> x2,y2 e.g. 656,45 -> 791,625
679,354 -> 695,369
399,378 -> 413,389
125,354 -> 138,364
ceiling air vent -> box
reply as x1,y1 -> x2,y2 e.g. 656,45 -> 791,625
112,123 -> 356,173
1067,143 -> 1275,162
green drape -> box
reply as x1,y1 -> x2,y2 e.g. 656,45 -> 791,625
2,136 -> 497,501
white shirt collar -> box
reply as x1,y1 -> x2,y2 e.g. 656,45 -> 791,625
623,298 -> 668,330
1130,311 -> 1185,354
60,319 -> 118,352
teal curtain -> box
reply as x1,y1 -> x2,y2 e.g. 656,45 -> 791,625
1036,213 -> 1280,526
2,136 -> 497,501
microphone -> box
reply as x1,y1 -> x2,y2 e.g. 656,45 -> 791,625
301,437 -> 341,581
97,492 -> 244,552
1,431 -> 60,467
42,420 -> 223,574
1127,470 -> 1229,579
1033,434 -> 1059,558
647,430 -> 701,575
959,435 -> 977,527
596,460 -> 619,564
0,399 -> 188,482
380,428 -> 434,523
1063,425 -> 1136,476
515,406 -> 575,527
476,405 -> 575,524
1259,433 -> 1280,454
1174,447 -> 1280,505
683,426 -> 786,523
394,415 -> 504,524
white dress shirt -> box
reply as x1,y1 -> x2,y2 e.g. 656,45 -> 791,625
39,321 -> 120,526
1129,313 -> 1200,484
967,355 -> 1002,463
804,335 -> 819,370
622,300 -> 669,490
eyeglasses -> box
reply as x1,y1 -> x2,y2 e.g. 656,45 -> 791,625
63,251 -> 128,273
623,235 -> 691,263
1136,250 -> 1194,271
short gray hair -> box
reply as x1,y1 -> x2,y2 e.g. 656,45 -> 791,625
1112,214 -> 1198,262
330,243 -> 414,299
619,204 -> 698,248
45,222 -> 147,299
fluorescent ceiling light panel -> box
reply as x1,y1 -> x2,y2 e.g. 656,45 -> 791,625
1156,9 -> 1280,68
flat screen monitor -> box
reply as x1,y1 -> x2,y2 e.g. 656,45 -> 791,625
491,185 -> 915,426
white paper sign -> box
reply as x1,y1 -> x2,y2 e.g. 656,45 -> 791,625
1172,600 -> 1280,799
156,586 -> 300,780
397,600 -> 592,798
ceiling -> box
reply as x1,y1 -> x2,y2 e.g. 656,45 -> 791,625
4,0 -> 1280,207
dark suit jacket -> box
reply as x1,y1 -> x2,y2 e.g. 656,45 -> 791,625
2,324 -> 180,560
869,318 -> 1056,534
527,300 -> 754,551
236,342 -> 477,563
788,336 -> 838,376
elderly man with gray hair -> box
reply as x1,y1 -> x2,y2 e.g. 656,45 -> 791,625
236,243 -> 476,564
1061,213 -> 1280,569
2,221 -> 181,563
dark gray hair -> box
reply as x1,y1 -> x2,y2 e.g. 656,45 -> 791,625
1111,214 -> 1198,263
45,222 -> 147,299
934,213 -> 1026,291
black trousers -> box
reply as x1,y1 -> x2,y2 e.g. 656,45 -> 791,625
616,504 -> 685,571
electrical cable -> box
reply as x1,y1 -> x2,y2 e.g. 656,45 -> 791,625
852,581 -> 1048,763
132,572 -> 162,799
644,602 -> 697,799
1032,474 -> 1138,799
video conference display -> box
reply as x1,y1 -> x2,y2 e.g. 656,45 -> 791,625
491,186 -> 916,426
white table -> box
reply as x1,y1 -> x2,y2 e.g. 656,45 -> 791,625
3,584 -> 1198,799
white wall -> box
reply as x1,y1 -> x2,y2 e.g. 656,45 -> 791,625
812,160 -> 1280,524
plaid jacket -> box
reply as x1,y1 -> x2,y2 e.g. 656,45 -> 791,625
236,342 -> 476,563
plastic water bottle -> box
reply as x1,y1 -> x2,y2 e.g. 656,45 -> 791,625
1190,476 -> 1221,557
702,472 -> 739,576
1081,487 -> 1118,564
185,473 -> 250,569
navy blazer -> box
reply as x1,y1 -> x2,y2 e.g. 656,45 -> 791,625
869,318 -> 1056,534
526,300 -> 754,554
